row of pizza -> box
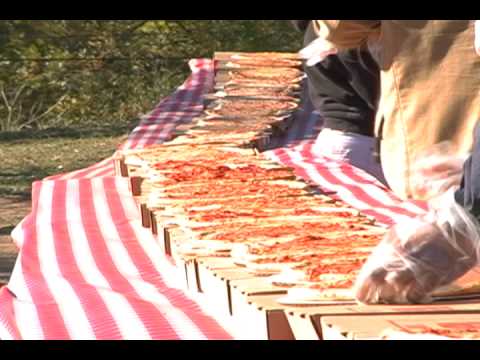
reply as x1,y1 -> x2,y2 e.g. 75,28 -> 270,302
119,52 -> 479,340
122,52 -> 386,300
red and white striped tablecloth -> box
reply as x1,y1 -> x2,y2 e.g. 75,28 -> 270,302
0,59 -> 427,340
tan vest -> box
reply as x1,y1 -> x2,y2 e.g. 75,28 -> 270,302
376,21 -> 480,199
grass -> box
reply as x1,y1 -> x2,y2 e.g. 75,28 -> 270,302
0,125 -> 133,198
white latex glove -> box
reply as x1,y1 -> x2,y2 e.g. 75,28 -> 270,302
355,188 -> 480,305
299,37 -> 338,67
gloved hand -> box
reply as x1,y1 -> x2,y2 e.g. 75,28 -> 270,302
355,188 -> 480,304
299,37 -> 338,67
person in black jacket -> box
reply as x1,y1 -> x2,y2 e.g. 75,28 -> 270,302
354,21 -> 480,305
291,20 -> 385,184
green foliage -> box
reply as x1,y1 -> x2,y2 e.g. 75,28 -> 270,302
0,20 -> 301,132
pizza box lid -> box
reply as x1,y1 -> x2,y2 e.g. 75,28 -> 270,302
214,52 -> 300,62
321,313 -> 480,340
230,277 -> 289,297
197,257 -> 238,270
285,297 -> 480,319
204,93 -> 301,104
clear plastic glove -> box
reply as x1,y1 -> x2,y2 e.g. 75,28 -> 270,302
299,37 -> 338,67
355,188 -> 480,304
411,142 -> 467,201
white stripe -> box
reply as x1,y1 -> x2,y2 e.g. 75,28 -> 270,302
36,181 -> 95,339
92,179 -> 208,340
10,218 -> 25,249
65,180 -> 151,340
7,249 -> 44,339
12,297 -> 44,339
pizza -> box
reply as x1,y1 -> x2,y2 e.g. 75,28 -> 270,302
382,327 -> 480,340
215,87 -> 299,101
229,52 -> 301,60
127,52 -> 420,304
231,68 -> 303,80
206,99 -> 298,118
224,58 -> 302,69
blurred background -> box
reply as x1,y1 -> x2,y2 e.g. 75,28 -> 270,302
0,21 -> 301,274
0,20 -> 301,196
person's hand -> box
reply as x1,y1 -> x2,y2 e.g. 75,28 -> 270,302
299,37 -> 338,67
355,189 -> 480,304
475,20 -> 480,56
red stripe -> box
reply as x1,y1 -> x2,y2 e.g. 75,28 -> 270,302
410,199 -> 429,211
78,179 -> 181,340
103,177 -> 233,340
50,181 -> 122,340
20,182 -> 70,339
0,287 -> 22,339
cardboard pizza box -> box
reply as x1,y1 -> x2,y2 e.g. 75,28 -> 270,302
227,292 -> 296,340
284,298 -> 480,340
213,51 -> 300,63
195,264 -> 254,318
113,154 -> 128,177
184,258 -> 201,294
162,226 -> 173,257
168,230 -> 188,267
321,313 -> 480,340
140,203 -> 151,229
130,176 -> 144,197
150,210 -> 159,236
229,277 -> 291,336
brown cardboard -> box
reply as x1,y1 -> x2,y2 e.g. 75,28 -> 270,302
229,279 -> 289,339
150,211 -> 158,236
196,257 -> 237,271
113,155 -> 128,177
196,267 -> 234,318
185,259 -> 200,293
140,204 -> 151,228
321,313 -> 480,340
130,176 -> 144,197
163,227 -> 172,256
281,298 -> 480,340
228,293 -> 295,340
196,261 -> 256,317
230,277 -> 289,298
